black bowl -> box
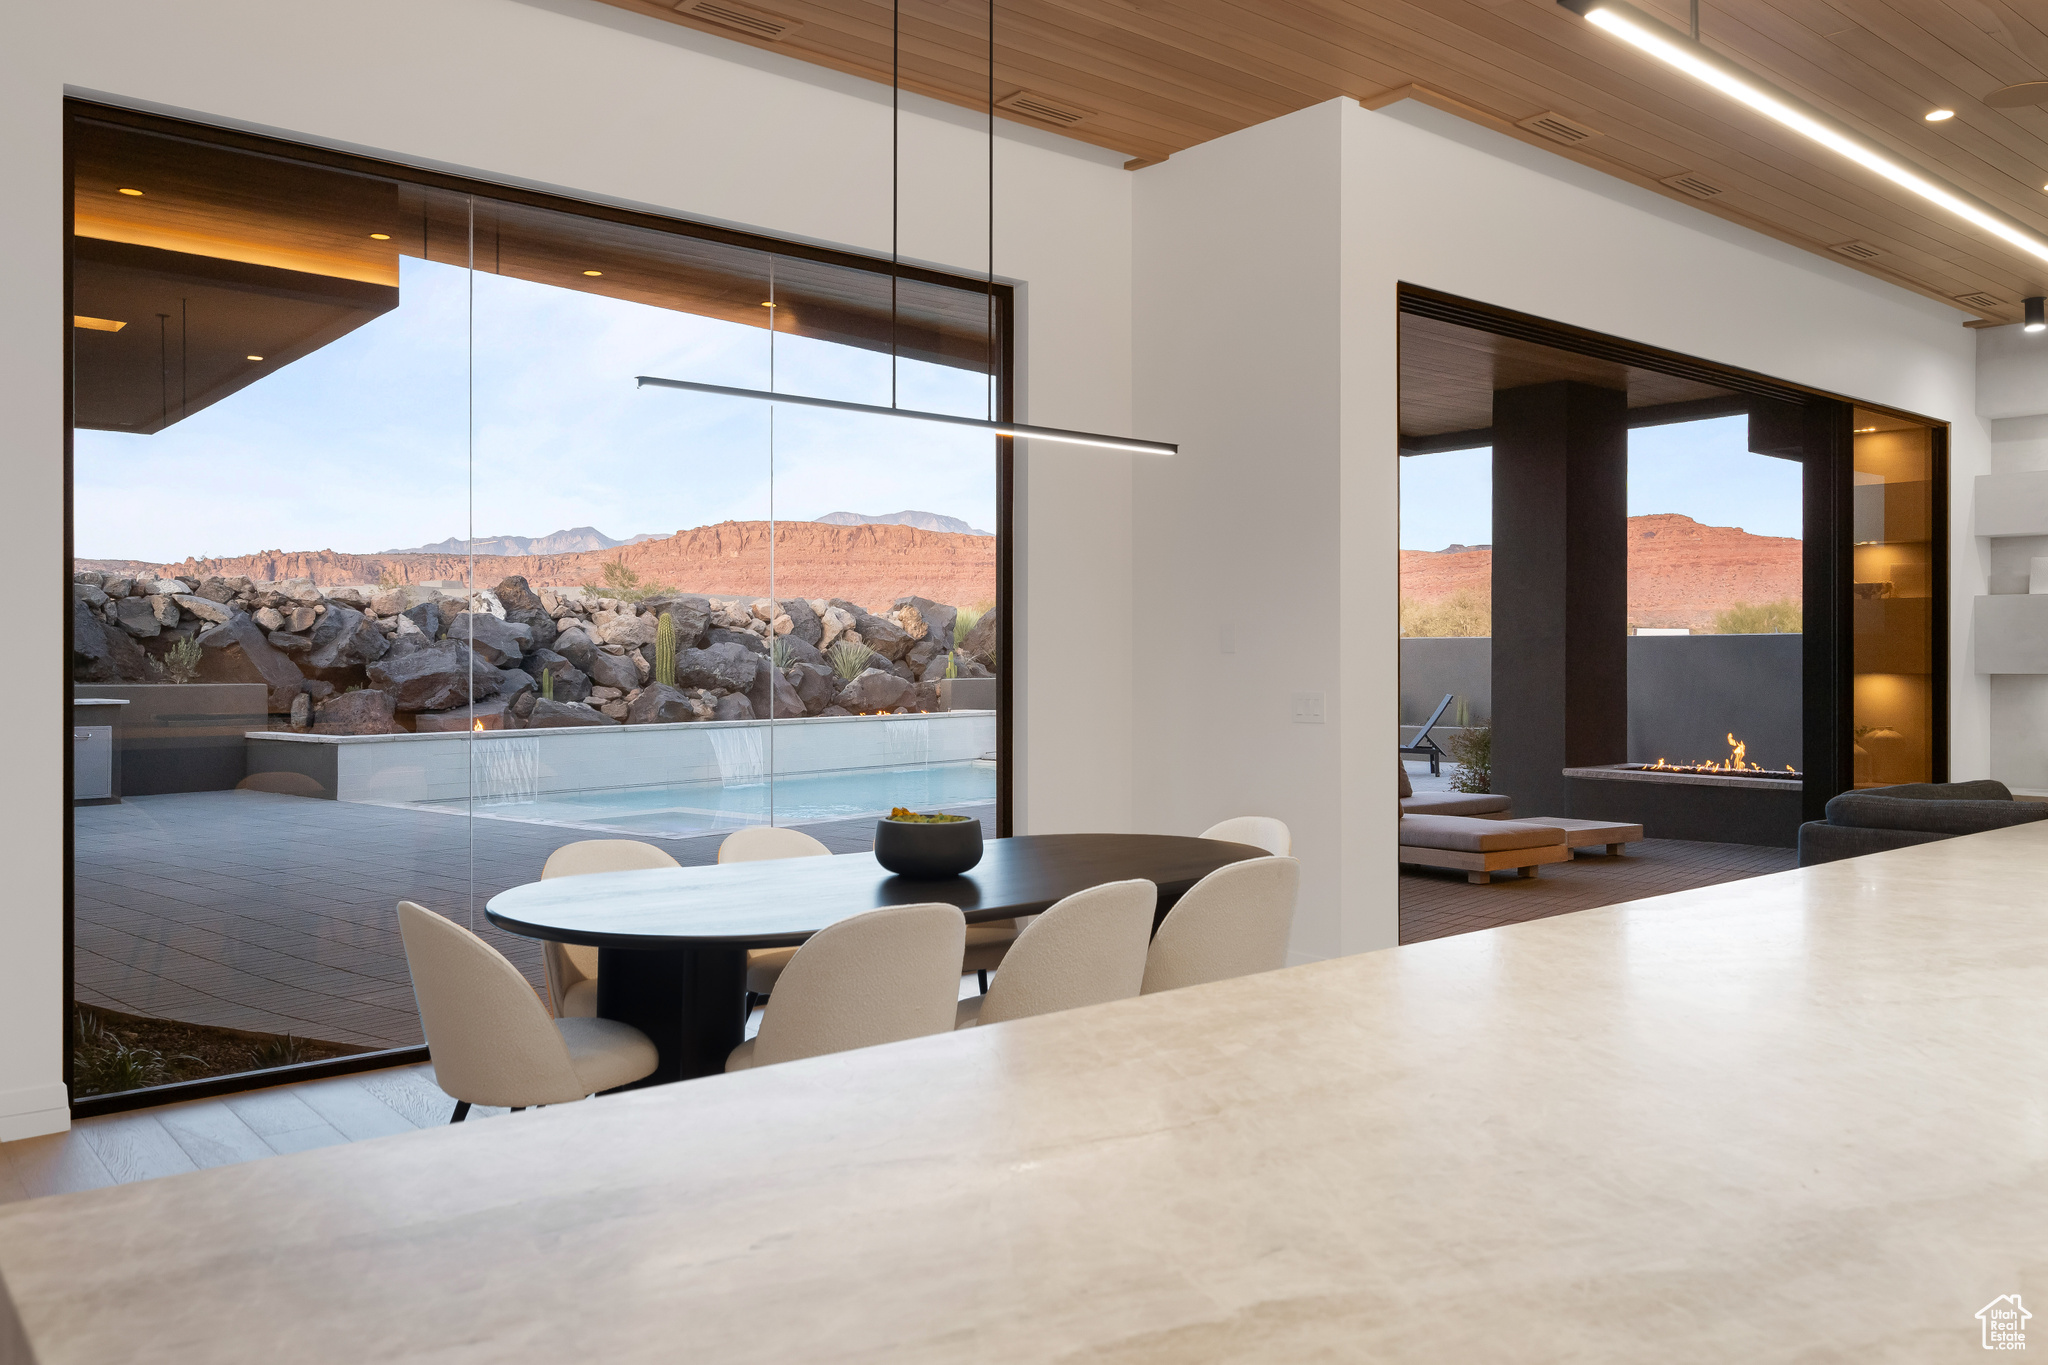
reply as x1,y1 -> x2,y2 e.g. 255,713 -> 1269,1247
874,817 -> 984,878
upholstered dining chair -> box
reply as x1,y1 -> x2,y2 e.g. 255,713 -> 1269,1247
1141,856 -> 1301,994
538,839 -> 681,1018
717,825 -> 835,1012
395,900 -> 658,1122
1198,816 -> 1293,857
954,879 -> 1156,1029
726,903 -> 966,1071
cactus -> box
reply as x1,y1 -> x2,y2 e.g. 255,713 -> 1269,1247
944,650 -> 958,680
540,667 -> 555,702
654,611 -> 677,687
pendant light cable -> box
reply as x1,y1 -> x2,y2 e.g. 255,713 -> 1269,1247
891,0 -> 900,411
988,0 -> 996,422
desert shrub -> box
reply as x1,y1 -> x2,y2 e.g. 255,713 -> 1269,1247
828,640 -> 876,681
1401,591 -> 1491,638
953,605 -> 984,647
72,1010 -> 168,1094
376,565 -> 404,590
581,559 -> 674,604
1713,599 -> 1801,634
252,1034 -> 314,1069
1445,724 -> 1493,794
769,636 -> 795,670
161,633 -> 204,684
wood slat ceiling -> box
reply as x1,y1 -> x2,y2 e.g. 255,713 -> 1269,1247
588,0 -> 2048,325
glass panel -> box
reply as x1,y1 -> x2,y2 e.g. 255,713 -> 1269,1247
67,111 -> 1010,1099
1850,409 -> 1937,787
463,197 -> 776,871
1625,415 -> 1803,774
68,115 -> 470,1092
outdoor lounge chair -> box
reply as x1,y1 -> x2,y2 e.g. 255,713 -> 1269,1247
1397,814 -> 1572,885
1399,694 -> 1455,777
1397,759 -> 1513,818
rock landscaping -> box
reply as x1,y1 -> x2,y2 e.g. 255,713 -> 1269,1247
72,569 -> 997,733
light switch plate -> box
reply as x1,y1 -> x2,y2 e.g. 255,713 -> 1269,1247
1291,691 -> 1325,724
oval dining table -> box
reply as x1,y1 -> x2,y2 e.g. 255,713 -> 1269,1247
486,832 -> 1268,1085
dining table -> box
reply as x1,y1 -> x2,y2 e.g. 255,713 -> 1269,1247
485,831 -> 1267,1084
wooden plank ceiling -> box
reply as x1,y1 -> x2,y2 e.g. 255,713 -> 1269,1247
588,0 -> 2048,325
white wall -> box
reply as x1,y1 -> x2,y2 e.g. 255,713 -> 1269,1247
1131,98 -> 1986,962
1,0 -> 1136,1137
1975,328 -> 2048,790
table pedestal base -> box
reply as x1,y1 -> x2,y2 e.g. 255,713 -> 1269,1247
596,946 -> 748,1085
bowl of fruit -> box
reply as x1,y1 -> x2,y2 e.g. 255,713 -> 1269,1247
874,807 -> 984,878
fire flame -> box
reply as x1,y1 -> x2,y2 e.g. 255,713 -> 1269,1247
473,719 -> 485,732
1644,733 -> 1775,776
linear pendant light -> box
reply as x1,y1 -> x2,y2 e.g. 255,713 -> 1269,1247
635,376 -> 1177,454
1557,0 -> 2048,268
640,1 -> 1176,456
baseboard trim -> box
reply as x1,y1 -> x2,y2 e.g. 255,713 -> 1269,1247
0,1085 -> 71,1142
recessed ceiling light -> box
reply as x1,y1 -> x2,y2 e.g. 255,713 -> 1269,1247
369,233 -> 391,240
761,301 -> 776,308
73,316 -> 127,333
246,354 -> 264,361
1925,109 -> 1955,122
117,187 -> 143,196
582,270 -> 603,277
1855,426 -> 1878,433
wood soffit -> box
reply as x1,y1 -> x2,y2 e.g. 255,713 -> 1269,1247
1399,311 -> 1737,437
585,0 -> 2048,326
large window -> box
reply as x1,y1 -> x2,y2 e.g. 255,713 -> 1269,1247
65,104 -> 1010,1105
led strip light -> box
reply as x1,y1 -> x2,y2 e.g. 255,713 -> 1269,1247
1558,0 -> 2048,267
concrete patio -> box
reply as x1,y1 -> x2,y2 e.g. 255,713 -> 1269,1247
74,789 -> 993,1051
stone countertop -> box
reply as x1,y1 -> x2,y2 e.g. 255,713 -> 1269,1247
4,825 -> 2046,1362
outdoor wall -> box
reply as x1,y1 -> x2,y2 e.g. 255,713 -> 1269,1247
1132,97 -> 1983,962
1,0 -> 1135,1135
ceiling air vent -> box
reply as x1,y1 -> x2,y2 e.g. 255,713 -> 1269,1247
997,90 -> 1091,127
1516,111 -> 1601,145
674,0 -> 799,40
1955,291 -> 2005,311
1660,171 -> 1726,199
1830,240 -> 1884,261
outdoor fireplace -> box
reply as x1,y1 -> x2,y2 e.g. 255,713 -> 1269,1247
1564,735 -> 1804,848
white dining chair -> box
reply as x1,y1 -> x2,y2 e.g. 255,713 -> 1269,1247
1198,816 -> 1293,857
718,825 -> 835,1010
538,839 -> 681,1018
1141,856 -> 1301,995
396,900 -> 659,1121
726,903 -> 965,1071
955,879 -> 1156,1029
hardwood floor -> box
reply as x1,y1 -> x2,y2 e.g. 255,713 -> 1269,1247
0,1064 -> 487,1202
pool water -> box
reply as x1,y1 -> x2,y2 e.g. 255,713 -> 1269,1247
427,761 -> 997,838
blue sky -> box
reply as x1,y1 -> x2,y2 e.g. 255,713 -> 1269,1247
1398,415 -> 1803,551
75,257 -> 1000,563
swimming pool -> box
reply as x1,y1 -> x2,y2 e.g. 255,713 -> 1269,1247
425,761 -> 997,838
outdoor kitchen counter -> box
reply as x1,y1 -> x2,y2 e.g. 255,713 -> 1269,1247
4,824 -> 2048,1362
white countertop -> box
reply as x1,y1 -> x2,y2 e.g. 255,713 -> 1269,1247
4,824 -> 2046,1362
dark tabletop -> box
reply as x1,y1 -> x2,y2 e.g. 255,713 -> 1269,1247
484,832 -> 1267,949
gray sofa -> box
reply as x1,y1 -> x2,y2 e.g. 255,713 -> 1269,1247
1796,780 -> 2048,866
1398,759 -> 1511,818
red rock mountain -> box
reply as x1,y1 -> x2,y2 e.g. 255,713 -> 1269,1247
91,520 -> 997,610
1400,513 -> 1800,632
